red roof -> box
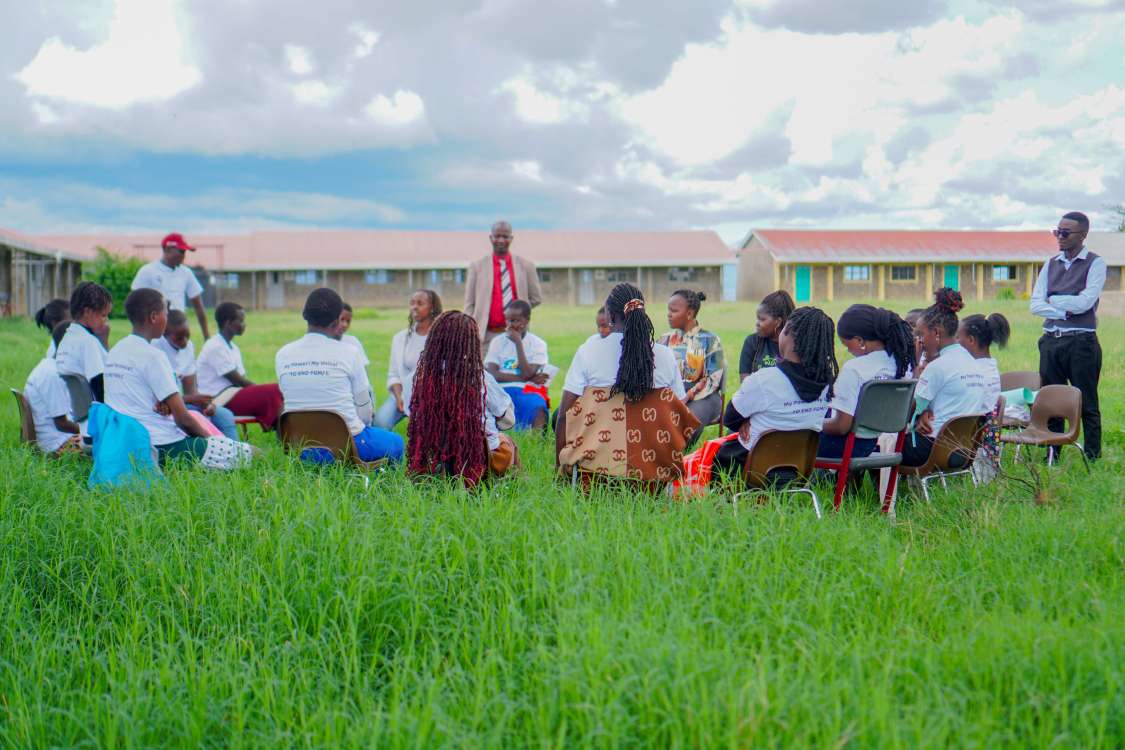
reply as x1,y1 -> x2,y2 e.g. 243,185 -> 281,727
35,229 -> 734,271
749,229 -> 1059,263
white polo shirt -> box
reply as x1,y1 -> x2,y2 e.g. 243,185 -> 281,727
386,328 -> 427,415
830,350 -> 898,438
341,334 -> 370,367
105,334 -> 186,446
275,332 -> 373,436
196,335 -> 246,395
730,366 -> 830,452
975,356 -> 1001,415
152,336 -> 197,382
915,343 -> 986,436
485,331 -> 549,388
484,371 -> 514,451
131,260 -> 203,311
562,332 -> 686,400
24,357 -> 74,453
55,323 -> 107,381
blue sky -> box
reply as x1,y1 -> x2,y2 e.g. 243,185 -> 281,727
2,0 -> 1124,244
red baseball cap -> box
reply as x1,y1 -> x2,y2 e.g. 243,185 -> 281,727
161,232 -> 196,252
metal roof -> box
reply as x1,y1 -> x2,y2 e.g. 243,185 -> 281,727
0,226 -> 86,262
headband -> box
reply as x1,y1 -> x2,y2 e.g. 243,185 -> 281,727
622,299 -> 645,314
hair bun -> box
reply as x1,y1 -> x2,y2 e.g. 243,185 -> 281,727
934,287 -> 964,314
696,291 -> 707,302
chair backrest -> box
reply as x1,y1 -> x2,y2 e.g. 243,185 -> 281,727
61,374 -> 93,422
1000,370 -> 1040,392
852,379 -> 917,435
1027,384 -> 1082,440
278,411 -> 355,462
928,414 -> 987,472
743,429 -> 819,488
10,389 -> 37,446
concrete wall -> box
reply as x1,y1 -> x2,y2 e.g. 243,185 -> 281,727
0,246 -> 82,317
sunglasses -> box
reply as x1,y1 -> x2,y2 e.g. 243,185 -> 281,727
1052,228 -> 1085,239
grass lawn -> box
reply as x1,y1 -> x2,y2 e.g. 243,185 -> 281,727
0,299 -> 1122,748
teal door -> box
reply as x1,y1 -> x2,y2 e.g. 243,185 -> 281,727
943,265 -> 959,290
794,265 -> 811,302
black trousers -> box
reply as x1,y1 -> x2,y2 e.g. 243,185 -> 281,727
1038,332 -> 1101,459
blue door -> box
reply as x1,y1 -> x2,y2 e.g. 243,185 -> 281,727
795,265 -> 811,303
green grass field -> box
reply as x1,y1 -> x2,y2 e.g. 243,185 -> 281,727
0,300 -> 1122,748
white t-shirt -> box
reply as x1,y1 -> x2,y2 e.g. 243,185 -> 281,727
484,371 -> 514,451
975,357 -> 1001,415
386,329 -> 427,415
275,332 -> 373,436
46,339 -> 57,358
485,331 -> 549,388
196,335 -> 246,395
105,334 -> 186,446
152,336 -> 198,381
562,332 -> 686,400
830,350 -> 898,438
25,357 -> 74,453
341,334 -> 370,367
915,343 -> 986,436
55,324 -> 107,382
730,366 -> 830,453
131,260 -> 203,311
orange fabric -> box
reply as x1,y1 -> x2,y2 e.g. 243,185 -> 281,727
676,433 -> 739,495
489,433 -> 519,476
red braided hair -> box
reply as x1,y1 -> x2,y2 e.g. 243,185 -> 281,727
407,310 -> 489,485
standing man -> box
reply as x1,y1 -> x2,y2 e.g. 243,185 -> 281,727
1030,211 -> 1105,461
131,232 -> 210,339
464,220 -> 543,355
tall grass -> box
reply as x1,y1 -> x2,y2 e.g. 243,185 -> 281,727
0,300 -> 1121,748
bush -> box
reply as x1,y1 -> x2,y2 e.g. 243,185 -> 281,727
996,287 -> 1017,301
83,247 -> 143,317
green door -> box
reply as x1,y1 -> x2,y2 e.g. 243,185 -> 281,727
943,264 -> 959,290
795,265 -> 811,302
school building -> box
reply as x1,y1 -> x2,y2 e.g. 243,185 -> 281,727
0,226 -> 85,318
738,229 -> 1125,304
39,229 -> 738,310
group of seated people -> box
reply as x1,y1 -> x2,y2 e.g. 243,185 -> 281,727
24,276 -> 1011,491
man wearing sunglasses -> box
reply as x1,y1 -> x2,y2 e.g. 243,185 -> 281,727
1029,211 -> 1105,461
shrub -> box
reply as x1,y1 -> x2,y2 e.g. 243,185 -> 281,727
996,287 -> 1017,301
83,248 -> 143,317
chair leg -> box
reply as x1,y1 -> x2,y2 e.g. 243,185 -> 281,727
832,467 -> 848,512
881,467 -> 900,515
787,487 -> 822,519
920,475 -> 932,503
1079,450 -> 1091,474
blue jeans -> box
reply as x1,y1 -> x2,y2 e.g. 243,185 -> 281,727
299,425 -> 404,465
187,403 -> 238,440
372,398 -> 406,430
817,433 -> 877,460
503,387 -> 549,429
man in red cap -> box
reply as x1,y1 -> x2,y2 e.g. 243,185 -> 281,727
131,232 -> 210,338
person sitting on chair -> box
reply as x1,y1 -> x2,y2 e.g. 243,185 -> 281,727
35,298 -> 70,358
373,289 -> 442,430
196,302 -> 285,431
660,289 -> 725,446
153,309 -> 239,440
484,299 -> 551,431
24,322 -> 83,454
739,289 -> 794,381
55,282 -> 113,402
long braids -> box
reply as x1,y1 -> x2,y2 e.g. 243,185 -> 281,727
883,314 -> 917,378
751,289 -> 795,374
786,307 -> 839,397
836,304 -> 917,379
606,282 -> 655,402
406,310 -> 489,486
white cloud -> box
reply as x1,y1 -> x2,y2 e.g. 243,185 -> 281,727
511,160 -> 544,182
500,77 -> 573,124
14,0 -> 201,109
364,90 -> 426,127
349,23 -> 380,59
284,44 -> 315,75
291,80 -> 340,106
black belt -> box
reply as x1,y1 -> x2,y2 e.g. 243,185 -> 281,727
1042,329 -> 1095,338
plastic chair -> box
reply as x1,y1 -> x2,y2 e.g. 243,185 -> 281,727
278,411 -> 386,472
11,389 -> 37,446
733,429 -> 822,518
897,414 -> 987,503
999,371 -> 1040,429
234,415 -> 259,440
61,374 -> 94,422
999,384 -> 1087,471
814,379 -> 916,513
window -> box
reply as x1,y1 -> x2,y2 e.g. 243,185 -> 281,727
538,269 -> 553,283
992,265 -> 1018,282
668,267 -> 698,282
213,272 -> 239,290
606,269 -> 633,283
364,269 -> 391,285
843,265 -> 870,282
890,265 -> 916,281
294,270 -> 319,285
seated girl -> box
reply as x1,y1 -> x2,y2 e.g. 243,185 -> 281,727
275,289 -> 404,465
407,310 -> 518,486
55,282 -> 113,402
104,289 -> 254,470
485,299 -> 550,430
819,305 -> 916,459
556,283 -> 697,484
902,288 -> 987,467
713,307 -> 837,480
35,298 -> 70,358
374,289 -> 442,430
338,302 -> 370,366
660,289 -> 725,445
153,309 -> 239,439
957,312 -> 1011,480
739,289 -> 794,381
196,302 -> 285,431
24,322 -> 83,454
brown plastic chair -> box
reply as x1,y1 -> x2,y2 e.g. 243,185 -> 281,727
278,411 -> 386,472
999,384 -> 1087,471
733,429 -> 822,517
898,414 -> 987,503
11,389 -> 37,447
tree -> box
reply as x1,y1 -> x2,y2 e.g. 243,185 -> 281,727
83,247 -> 143,317
1106,203 -> 1125,232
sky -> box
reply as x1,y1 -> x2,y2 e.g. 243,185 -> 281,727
1,0 -> 1124,245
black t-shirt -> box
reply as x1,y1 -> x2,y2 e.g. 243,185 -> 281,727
739,334 -> 780,376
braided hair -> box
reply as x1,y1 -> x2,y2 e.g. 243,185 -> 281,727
606,282 -> 655,402
785,307 -> 839,397
671,289 -> 707,317
960,313 -> 1010,350
836,304 -> 917,378
69,281 -> 112,320
35,299 -> 69,334
921,287 -> 964,337
749,289 -> 796,375
407,310 -> 489,486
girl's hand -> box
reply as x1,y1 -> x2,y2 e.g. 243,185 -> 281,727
738,420 -> 751,444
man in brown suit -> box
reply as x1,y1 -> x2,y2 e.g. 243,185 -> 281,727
464,220 -> 543,353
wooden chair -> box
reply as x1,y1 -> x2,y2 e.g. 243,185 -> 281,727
814,379 -> 917,513
999,371 -> 1040,429
60,374 -> 94,422
897,414 -> 988,504
733,429 -> 822,518
278,411 -> 386,472
11,389 -> 37,447
999,384 -> 1088,471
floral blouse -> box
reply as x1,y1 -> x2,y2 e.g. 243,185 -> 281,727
659,325 -> 726,400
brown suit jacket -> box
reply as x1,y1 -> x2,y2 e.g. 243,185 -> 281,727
464,253 -> 543,338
